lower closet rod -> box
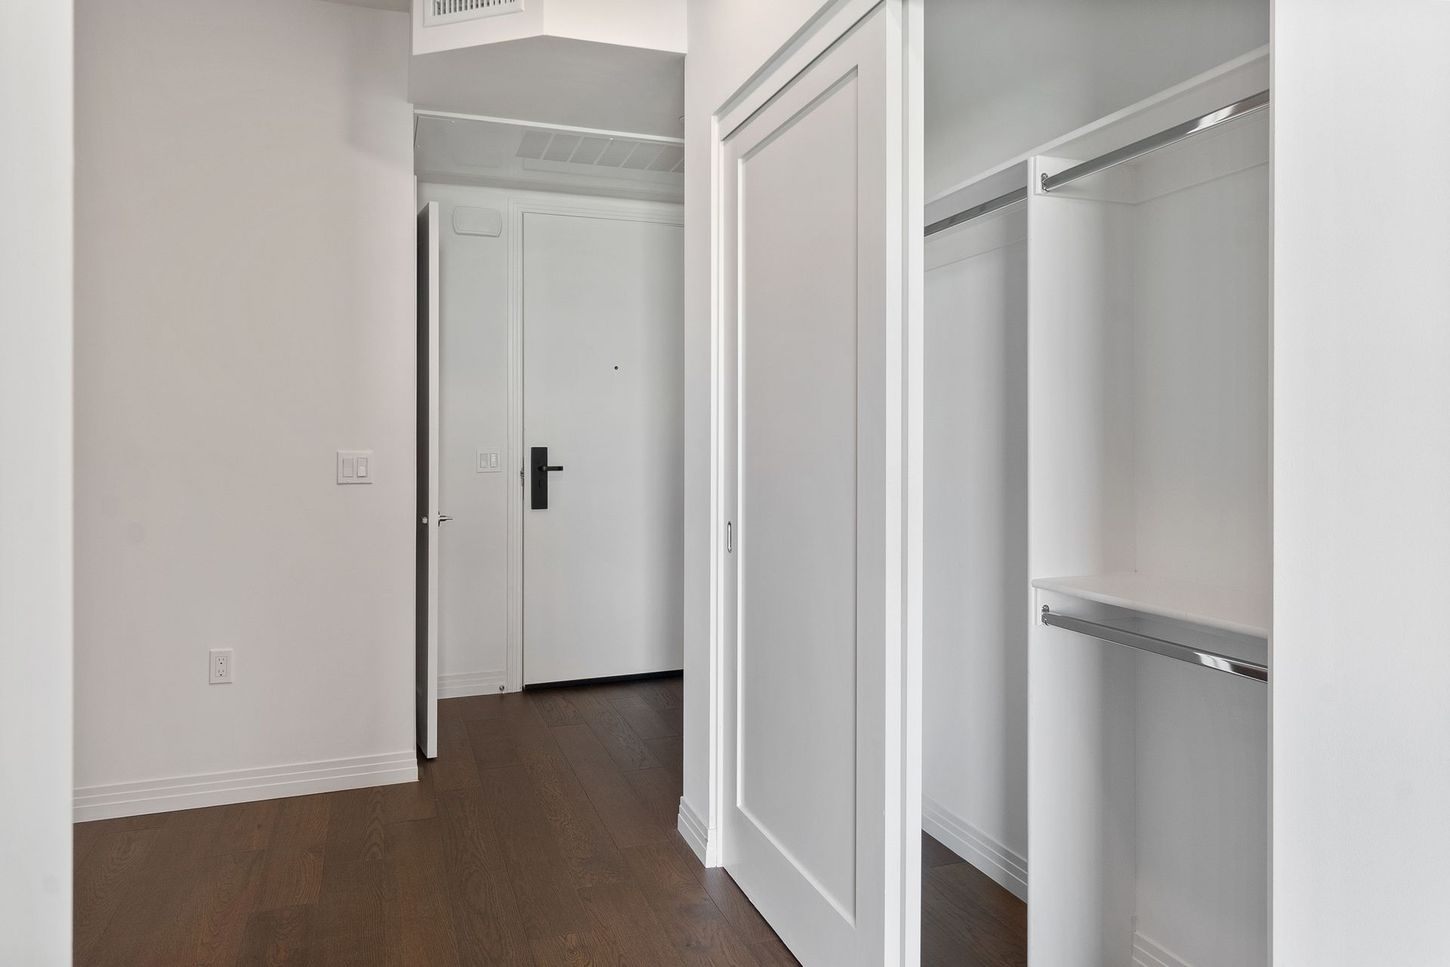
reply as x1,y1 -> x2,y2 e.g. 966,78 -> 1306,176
1040,605 -> 1269,683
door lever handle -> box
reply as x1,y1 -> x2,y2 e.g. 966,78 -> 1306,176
436,514 -> 453,525
538,464 -> 564,473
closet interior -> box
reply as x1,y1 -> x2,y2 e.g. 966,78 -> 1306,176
924,43 -> 1271,967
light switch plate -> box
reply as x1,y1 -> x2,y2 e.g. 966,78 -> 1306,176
477,449 -> 502,473
337,450 -> 373,485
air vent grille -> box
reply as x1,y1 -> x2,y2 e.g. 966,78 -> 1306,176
515,130 -> 685,174
427,0 -> 523,27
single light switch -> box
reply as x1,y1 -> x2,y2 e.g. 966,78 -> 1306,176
337,450 -> 374,485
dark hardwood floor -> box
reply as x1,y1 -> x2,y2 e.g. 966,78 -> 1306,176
73,675 -> 1026,965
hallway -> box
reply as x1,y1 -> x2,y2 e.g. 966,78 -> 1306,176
73,676 -> 1025,965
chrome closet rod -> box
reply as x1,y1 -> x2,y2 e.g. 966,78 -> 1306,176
925,186 -> 1028,237
1040,605 -> 1269,683
1039,89 -> 1271,193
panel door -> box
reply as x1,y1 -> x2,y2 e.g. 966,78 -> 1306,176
522,209 -> 684,686
719,4 -> 921,964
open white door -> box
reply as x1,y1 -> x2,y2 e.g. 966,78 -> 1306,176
416,201 -> 440,759
717,3 -> 922,965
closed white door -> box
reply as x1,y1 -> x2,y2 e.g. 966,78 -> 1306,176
522,208 -> 684,686
416,201 -> 440,758
719,3 -> 921,965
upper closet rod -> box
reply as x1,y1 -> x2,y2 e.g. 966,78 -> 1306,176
1040,88 -> 1270,193
925,186 -> 1028,237
1040,605 -> 1269,683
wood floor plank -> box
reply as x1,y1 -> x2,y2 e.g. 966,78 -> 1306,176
437,790 -> 536,967
520,750 -> 633,886
72,827 -> 160,964
577,880 -> 682,966
552,724 -> 674,849
236,904 -> 317,967
528,930 -> 625,967
531,688 -> 586,727
321,787 -> 387,864
386,818 -> 463,967
314,857 -> 401,967
475,764 -> 597,941
427,717 -> 482,792
616,703 -> 678,741
922,831 -> 962,869
575,698 -> 661,771
747,939 -> 802,967
622,841 -> 760,967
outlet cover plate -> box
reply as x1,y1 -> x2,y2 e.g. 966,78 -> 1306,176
209,648 -> 234,684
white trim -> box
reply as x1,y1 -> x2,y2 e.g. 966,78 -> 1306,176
505,193 -> 685,691
73,751 -> 419,823
438,670 -> 507,698
676,797 -> 719,866
414,108 -> 683,147
1133,931 -> 1195,967
715,0 -> 880,138
920,797 -> 1028,902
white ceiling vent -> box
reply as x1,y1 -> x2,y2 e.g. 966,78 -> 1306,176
426,0 -> 523,27
515,130 -> 685,174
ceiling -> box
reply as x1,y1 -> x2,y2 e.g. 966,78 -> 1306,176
410,35 -> 684,139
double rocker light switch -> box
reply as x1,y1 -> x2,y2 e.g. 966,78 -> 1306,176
337,450 -> 373,485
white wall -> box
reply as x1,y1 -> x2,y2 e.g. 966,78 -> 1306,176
1273,1 -> 1450,962
922,211 -> 1029,896
0,1 -> 73,961
417,183 -> 512,695
681,0 -> 829,856
74,0 -> 418,818
924,0 -> 1267,198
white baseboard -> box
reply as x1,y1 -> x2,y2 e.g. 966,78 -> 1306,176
438,670 -> 507,699
74,750 -> 419,822
1133,932 -> 1194,967
921,796 -> 1028,901
677,797 -> 719,866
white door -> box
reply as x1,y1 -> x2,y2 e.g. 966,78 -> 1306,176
416,201 -> 440,758
522,208 -> 684,686
719,3 -> 921,965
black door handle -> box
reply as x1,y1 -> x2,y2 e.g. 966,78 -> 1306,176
530,446 -> 563,509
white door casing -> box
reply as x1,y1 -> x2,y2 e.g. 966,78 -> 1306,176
416,200 -> 441,759
520,204 -> 685,686
715,2 -> 923,964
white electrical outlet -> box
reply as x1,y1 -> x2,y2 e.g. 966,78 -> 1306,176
209,648 -> 234,684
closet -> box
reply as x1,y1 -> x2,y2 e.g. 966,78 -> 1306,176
924,44 -> 1270,967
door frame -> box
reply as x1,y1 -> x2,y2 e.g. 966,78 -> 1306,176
704,0 -> 923,961
504,195 -> 686,692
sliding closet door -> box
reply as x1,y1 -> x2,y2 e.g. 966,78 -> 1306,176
717,3 -> 921,964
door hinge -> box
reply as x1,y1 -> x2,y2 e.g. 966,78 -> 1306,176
726,521 -> 733,553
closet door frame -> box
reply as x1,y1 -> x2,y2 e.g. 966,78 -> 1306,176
704,0 -> 923,963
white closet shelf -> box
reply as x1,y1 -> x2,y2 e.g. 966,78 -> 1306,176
1031,572 -> 1269,639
